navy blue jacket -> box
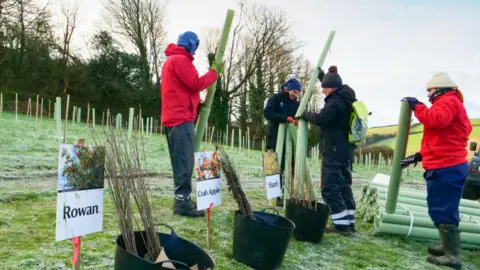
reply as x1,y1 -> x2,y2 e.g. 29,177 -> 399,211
303,85 -> 357,161
264,92 -> 299,150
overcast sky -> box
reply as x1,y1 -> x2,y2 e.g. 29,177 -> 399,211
40,0 -> 480,127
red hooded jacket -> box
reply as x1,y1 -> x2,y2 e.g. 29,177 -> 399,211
414,90 -> 472,170
161,44 -> 218,127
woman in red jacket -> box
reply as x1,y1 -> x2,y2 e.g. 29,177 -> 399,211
161,31 -> 221,218
402,72 -> 471,269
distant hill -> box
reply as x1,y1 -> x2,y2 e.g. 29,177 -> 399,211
367,118 -> 480,155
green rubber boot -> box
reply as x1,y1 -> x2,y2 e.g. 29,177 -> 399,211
427,224 -> 462,270
428,224 -> 446,256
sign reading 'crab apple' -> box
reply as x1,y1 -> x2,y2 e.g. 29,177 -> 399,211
55,143 -> 105,242
195,151 -> 222,211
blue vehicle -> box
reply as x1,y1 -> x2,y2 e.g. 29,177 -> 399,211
462,142 -> 480,201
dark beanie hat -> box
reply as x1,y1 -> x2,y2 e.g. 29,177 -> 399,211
283,78 -> 302,91
321,66 -> 343,88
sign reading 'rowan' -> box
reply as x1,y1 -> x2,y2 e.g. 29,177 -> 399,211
55,143 -> 105,242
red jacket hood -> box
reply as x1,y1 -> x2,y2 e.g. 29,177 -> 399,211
164,43 -> 194,60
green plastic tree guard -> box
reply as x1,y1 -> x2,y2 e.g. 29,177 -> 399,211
288,124 -> 317,200
293,30 -> 335,200
275,123 -> 286,160
385,100 -> 412,214
284,127 -> 293,203
194,9 -> 234,152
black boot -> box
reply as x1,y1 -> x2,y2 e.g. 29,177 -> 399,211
428,224 -> 446,256
173,199 -> 205,217
276,197 -> 284,207
427,224 -> 462,269
349,223 -> 356,233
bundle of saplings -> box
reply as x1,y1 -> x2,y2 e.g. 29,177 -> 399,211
218,147 -> 255,219
99,127 -> 163,262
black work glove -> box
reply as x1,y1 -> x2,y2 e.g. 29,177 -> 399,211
295,111 -> 306,121
400,152 -> 422,169
317,67 -> 325,82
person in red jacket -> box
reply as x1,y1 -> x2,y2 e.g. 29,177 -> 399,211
161,31 -> 221,217
401,71 -> 471,269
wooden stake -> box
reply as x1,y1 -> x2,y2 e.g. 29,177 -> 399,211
48,100 -> 51,119
77,108 -> 81,123
40,98 -> 44,122
27,98 -> 31,117
56,97 -> 62,138
106,109 -> 110,128
87,103 -> 90,124
150,117 -> 153,137
64,95 -> 70,143
72,106 -> 76,125
15,93 -> 18,124
92,108 -> 96,129
35,95 -> 39,125
0,92 -> 2,115
72,139 -> 84,269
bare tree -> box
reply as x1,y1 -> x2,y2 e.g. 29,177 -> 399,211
203,28 -> 221,57
212,2 -> 304,124
225,2 -> 304,96
58,0 -> 80,95
145,0 -> 167,84
103,0 -> 168,91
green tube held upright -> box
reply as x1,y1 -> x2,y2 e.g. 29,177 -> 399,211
275,123 -> 287,160
294,31 -> 336,197
194,10 -> 235,152
385,100 -> 412,213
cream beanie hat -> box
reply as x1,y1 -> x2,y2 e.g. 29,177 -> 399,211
425,72 -> 458,90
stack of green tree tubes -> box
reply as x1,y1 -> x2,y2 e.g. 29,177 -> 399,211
358,183 -> 480,250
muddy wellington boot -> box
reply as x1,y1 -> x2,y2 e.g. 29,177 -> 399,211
428,224 -> 446,256
427,224 -> 462,270
173,199 -> 205,218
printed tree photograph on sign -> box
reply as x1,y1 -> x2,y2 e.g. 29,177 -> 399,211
195,151 -> 221,181
58,144 -> 106,192
263,152 -> 281,176
262,152 -> 282,200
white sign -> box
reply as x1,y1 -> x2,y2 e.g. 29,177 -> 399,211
55,143 -> 105,241
196,178 -> 222,211
56,189 -> 104,241
265,174 -> 282,200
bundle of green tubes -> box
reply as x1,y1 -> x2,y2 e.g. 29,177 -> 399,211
358,183 -> 480,250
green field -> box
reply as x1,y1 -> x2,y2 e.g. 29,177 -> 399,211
369,118 -> 480,154
0,112 -> 478,269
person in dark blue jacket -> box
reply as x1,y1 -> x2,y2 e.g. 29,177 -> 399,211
297,66 -> 357,236
264,78 -> 302,206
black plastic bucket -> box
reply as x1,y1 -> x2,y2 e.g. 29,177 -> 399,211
114,224 -> 215,270
285,200 -> 331,243
232,208 -> 295,270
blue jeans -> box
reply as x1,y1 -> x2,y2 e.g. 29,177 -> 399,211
424,162 -> 469,227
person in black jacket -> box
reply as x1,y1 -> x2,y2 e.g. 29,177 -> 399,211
264,78 -> 302,206
297,66 -> 357,236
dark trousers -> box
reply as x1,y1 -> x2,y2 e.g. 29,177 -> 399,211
321,156 -> 356,228
425,162 -> 469,227
165,122 -> 195,201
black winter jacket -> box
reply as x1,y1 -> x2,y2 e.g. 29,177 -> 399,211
264,92 -> 299,150
304,85 -> 357,161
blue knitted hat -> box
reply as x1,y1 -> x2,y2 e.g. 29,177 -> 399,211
283,78 -> 302,92
177,31 -> 200,56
